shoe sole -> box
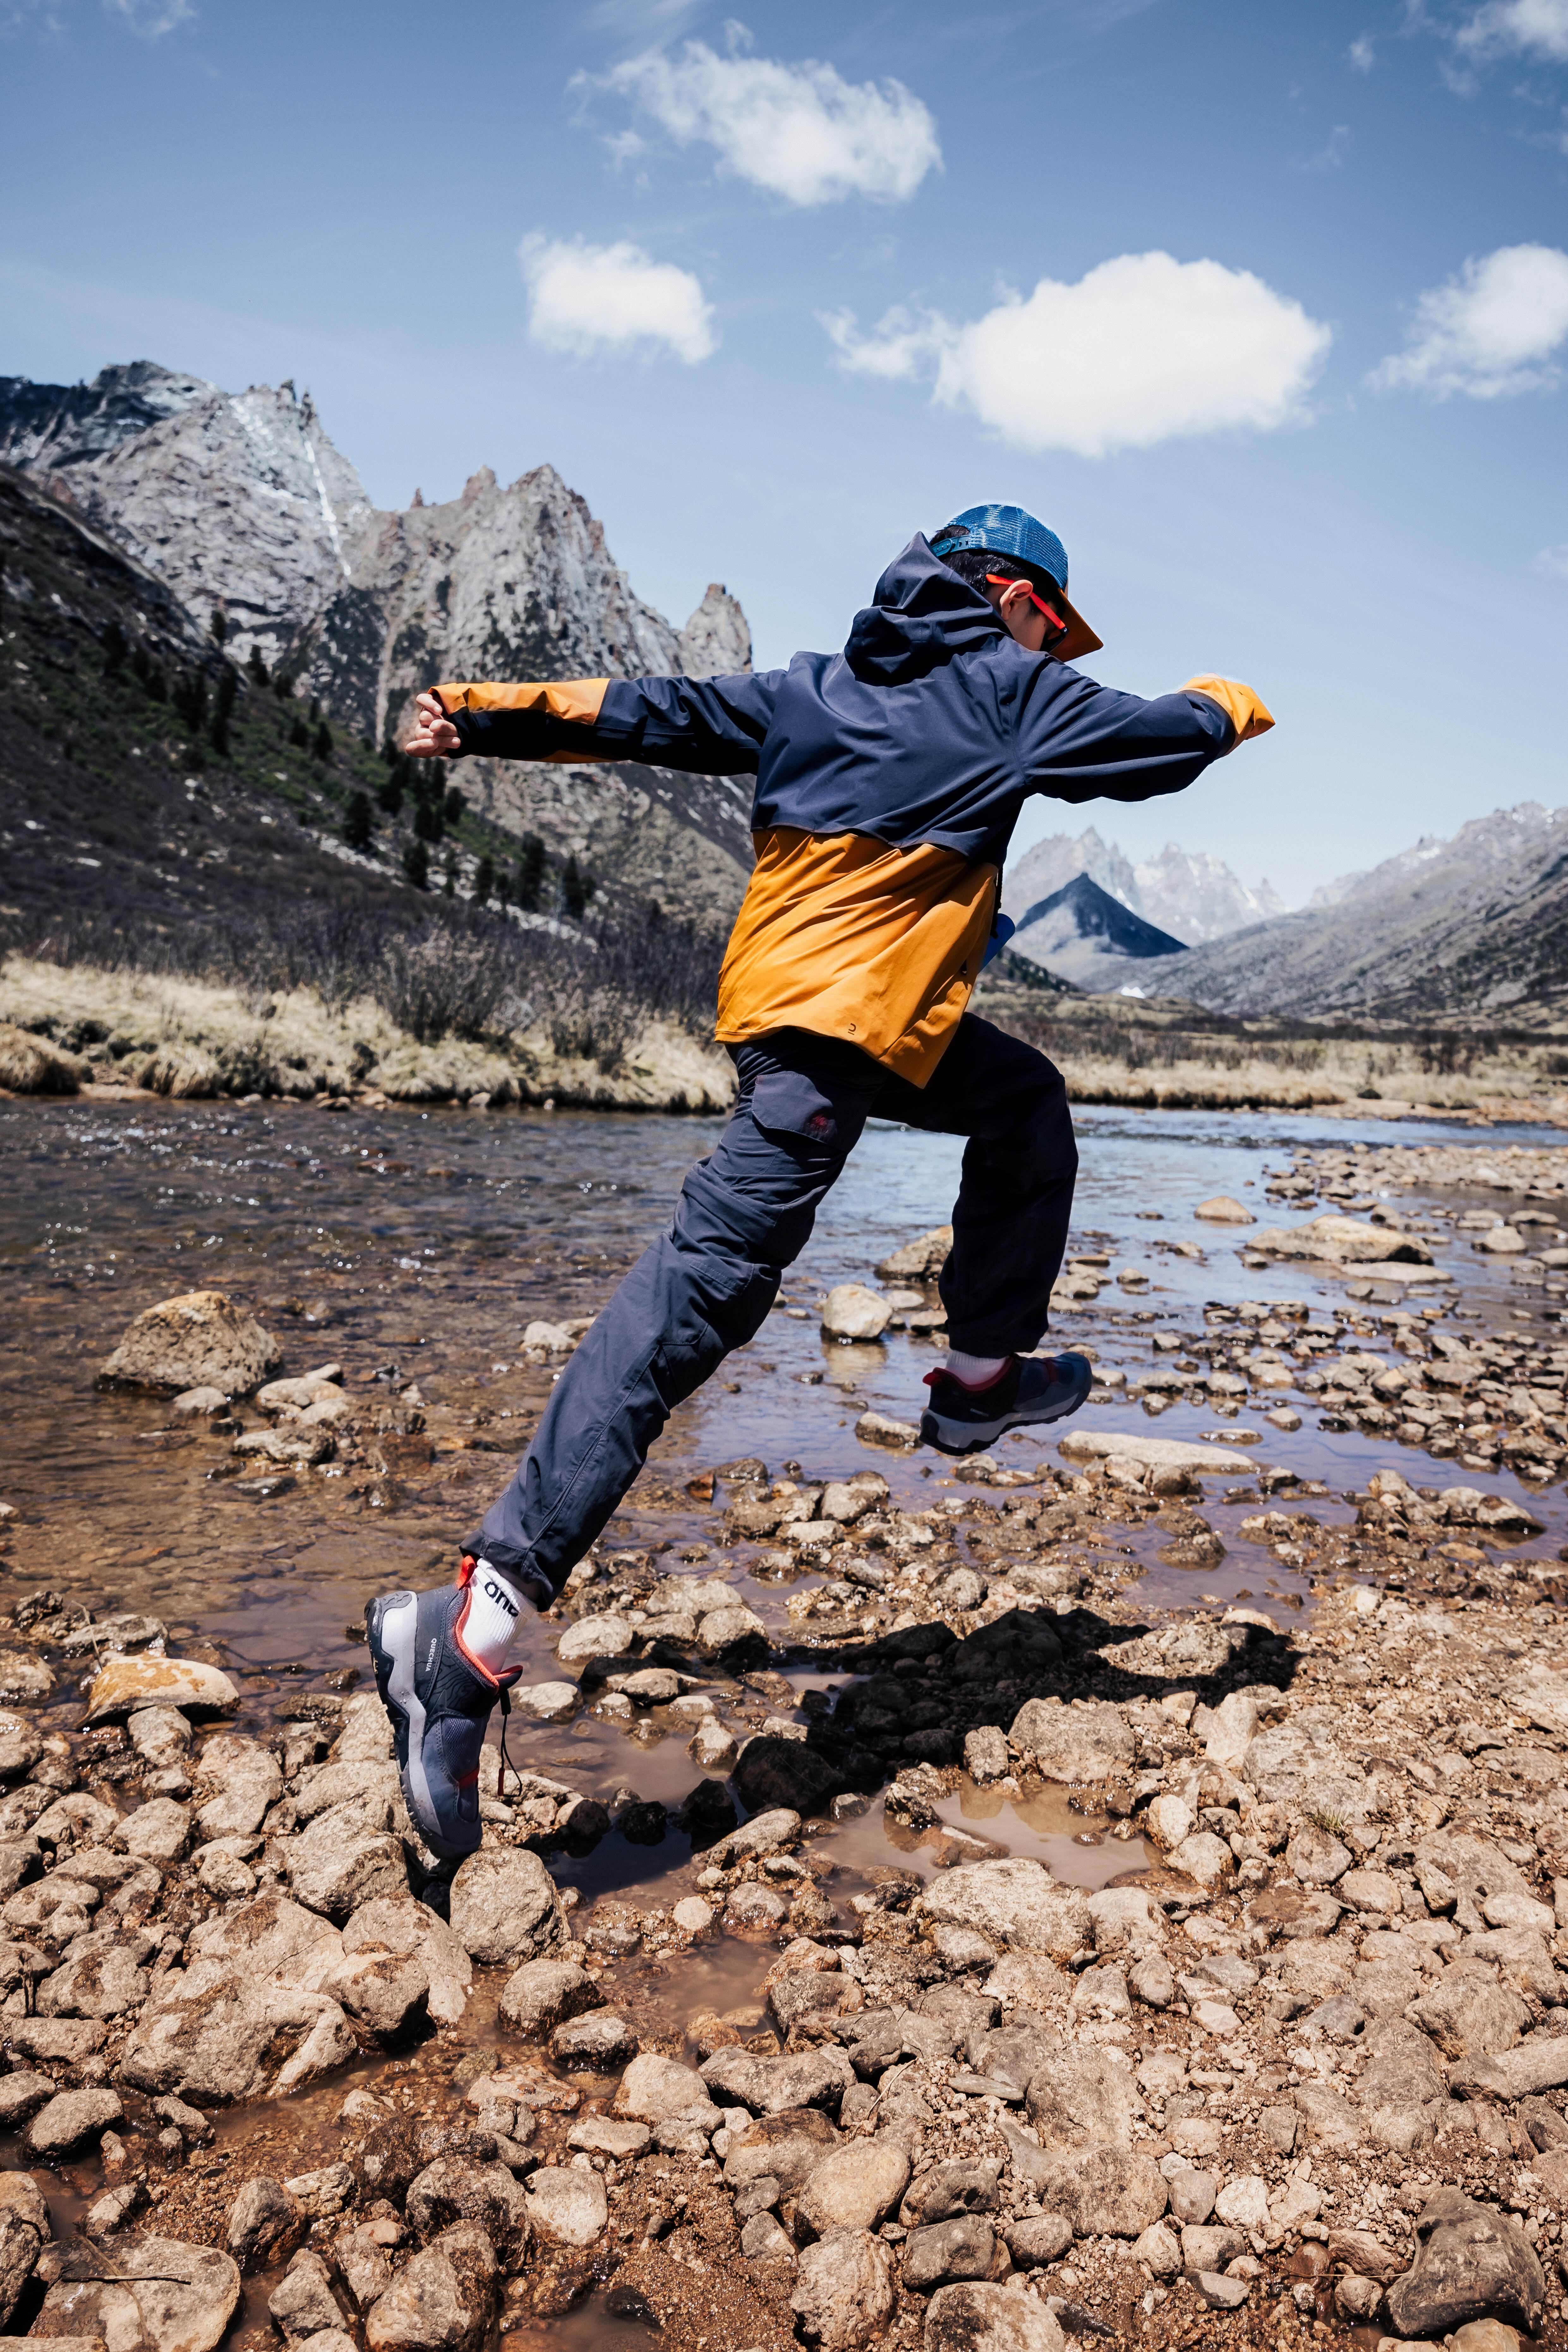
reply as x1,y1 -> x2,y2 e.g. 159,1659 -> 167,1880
919,1377 -> 1093,1458
366,1589 -> 440,1851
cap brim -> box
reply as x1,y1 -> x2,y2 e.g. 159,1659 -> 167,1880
1054,594 -> 1102,664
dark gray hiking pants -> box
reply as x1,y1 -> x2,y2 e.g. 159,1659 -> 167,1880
469,1015 -> 1077,1598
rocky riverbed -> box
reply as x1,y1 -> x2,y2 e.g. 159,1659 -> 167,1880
6,1099 -> 1568,2352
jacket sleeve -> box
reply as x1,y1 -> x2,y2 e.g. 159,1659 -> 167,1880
434,671 -> 783,774
1015,662 -> 1271,807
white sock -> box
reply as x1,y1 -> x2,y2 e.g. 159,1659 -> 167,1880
944,1349 -> 1010,1388
456,1559 -> 528,1676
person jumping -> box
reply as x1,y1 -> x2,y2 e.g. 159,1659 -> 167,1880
368,505 -> 1273,1859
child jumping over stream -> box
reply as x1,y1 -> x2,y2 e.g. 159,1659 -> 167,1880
368,505 -> 1274,1858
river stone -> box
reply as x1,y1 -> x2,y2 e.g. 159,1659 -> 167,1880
119,1916 -> 356,2105
923,2280 -> 1066,2352
1002,2215 -> 1073,2269
1026,2047 -> 1142,2148
37,1934 -> 149,2020
0,1654 -> 55,1704
615,2051 -> 714,2125
226,2177 -> 306,2272
341,1897 -> 472,2028
551,2010 -> 638,2070
524,2166 -> 607,2249
34,2233 -> 241,2352
921,1858 -> 1089,1958
822,1286 -> 893,1341
798,2142 -> 910,2239
285,1811 -> 409,1925
902,2219 -> 995,2289
1249,1214 -> 1432,1265
702,2044 -> 853,2116
0,1714 -> 43,1781
1385,2189 -> 1546,2340
1057,1430 -> 1255,1475
498,1957 -> 601,2039
1195,1196 -> 1255,1224
98,1290 -> 282,1395
1007,1700 -> 1134,1782
0,2073 -> 58,2129
363,2220 -> 497,2352
324,1947 -> 429,2042
557,1616 -> 633,1665
0,2170 -> 48,2326
733,1736 -> 840,1816
1026,2144 -> 1167,2238
724,2107 -> 842,2192
195,1735 -> 283,1836
115,1797 -> 192,1866
791,2229 -> 895,2350
270,2251 -> 345,2343
25,2087 -> 123,2156
448,1848 -> 564,1966
405,2160 -> 531,2268
1288,1823 -> 1353,1885
696,1605 -> 769,1656
86,1657 -> 239,1723
128,1705 -> 192,1764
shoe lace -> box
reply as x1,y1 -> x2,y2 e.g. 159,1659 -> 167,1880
498,1686 -> 515,1801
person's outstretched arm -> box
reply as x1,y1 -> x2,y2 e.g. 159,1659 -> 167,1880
1013,662 -> 1274,809
403,670 -> 783,776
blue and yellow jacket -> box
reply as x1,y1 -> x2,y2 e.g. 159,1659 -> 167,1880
434,535 -> 1271,1086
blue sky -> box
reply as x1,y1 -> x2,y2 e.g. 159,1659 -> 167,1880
3,0 -> 1567,902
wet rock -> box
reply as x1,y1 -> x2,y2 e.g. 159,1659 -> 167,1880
325,1946 -> 430,2041
725,1882 -> 790,1935
920,1859 -> 1089,1959
902,2219 -> 995,2289
1384,2189 -> 1546,2340
723,2108 -> 842,2193
35,2232 -> 241,2352
710,1806 -> 800,1866
128,1706 -> 192,1765
524,2166 -> 607,2249
550,2010 -> 637,2070
923,2279 -> 1065,2352
557,1616 -> 634,1665
689,1717 -> 739,1771
615,2050 -> 715,2125
962,1732 -> 1009,1793
498,1957 -> 601,2040
0,1653 -> 56,1704
226,2176 -> 306,2272
353,2117 -> 423,2204
116,1797 -> 193,1865
855,1412 -> 922,1451
791,2228 -> 895,2350
877,1225 -> 952,1281
0,2072 -> 58,2128
696,1604 -> 769,1656
406,2160 -> 531,2268
25,2088 -> 123,2156
672,1895 -> 715,1936
702,2044 -> 853,2116
566,2116 -> 650,2159
86,1657 -> 239,1723
341,1896 -> 471,2028
732,1736 -> 840,1815
363,2222 -> 498,2352
99,1289 -> 281,1395
0,2170 -> 48,2325
0,1714 -> 43,1781
798,2142 -> 910,2239
511,1681 -> 577,1722
822,1286 -> 892,1341
448,1847 -> 564,1965
270,2250 -> 346,2343
1021,2145 -> 1167,2238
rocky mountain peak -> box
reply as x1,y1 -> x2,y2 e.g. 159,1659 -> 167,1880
676,583 -> 752,678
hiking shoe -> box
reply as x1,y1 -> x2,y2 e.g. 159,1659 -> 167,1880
366,1570 -> 521,1862
919,1352 -> 1094,1457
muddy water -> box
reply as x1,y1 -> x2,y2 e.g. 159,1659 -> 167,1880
3,1091 -> 1568,2301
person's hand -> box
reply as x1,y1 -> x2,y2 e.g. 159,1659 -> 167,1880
403,691 -> 461,757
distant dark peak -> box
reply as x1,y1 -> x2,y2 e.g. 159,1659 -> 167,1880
1015,871 -> 1188,958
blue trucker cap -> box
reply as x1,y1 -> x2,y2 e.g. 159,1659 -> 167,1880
929,504 -> 1102,659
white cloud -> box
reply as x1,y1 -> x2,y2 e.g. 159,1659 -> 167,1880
603,36 -> 940,205
1348,33 -> 1377,70
1369,243 -> 1568,398
102,0 -> 193,32
518,234 -> 715,365
1454,0 -> 1568,59
1539,542 -> 1568,575
825,251 -> 1332,461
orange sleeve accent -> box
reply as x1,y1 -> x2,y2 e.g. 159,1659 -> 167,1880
433,679 -> 610,725
1181,675 -> 1275,745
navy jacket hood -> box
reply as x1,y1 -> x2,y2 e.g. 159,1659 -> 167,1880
844,535 -> 1004,685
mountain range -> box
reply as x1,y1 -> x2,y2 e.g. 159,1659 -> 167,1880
1002,823 -> 1286,947
1005,874 -> 1188,990
0,362 -> 755,917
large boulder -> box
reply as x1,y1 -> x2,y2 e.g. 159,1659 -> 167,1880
98,1290 -> 281,1396
285,1809 -> 410,1924
1385,2190 -> 1546,2341
791,2229 -> 895,2350
33,2234 -> 241,2352
498,1957 -> 601,2040
118,1904 -> 355,2105
448,1848 -> 564,1966
920,1859 -> 1089,1959
341,1896 -> 472,2028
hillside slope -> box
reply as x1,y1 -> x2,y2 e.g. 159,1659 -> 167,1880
1156,803 -> 1568,1019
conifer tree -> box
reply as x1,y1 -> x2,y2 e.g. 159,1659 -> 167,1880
342,791 -> 374,853
101,622 -> 127,675
210,608 -> 227,645
313,720 -> 332,761
473,852 -> 494,906
246,643 -> 268,688
515,833 -> 547,912
442,848 -> 458,898
402,839 -> 430,890
562,854 -> 589,920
